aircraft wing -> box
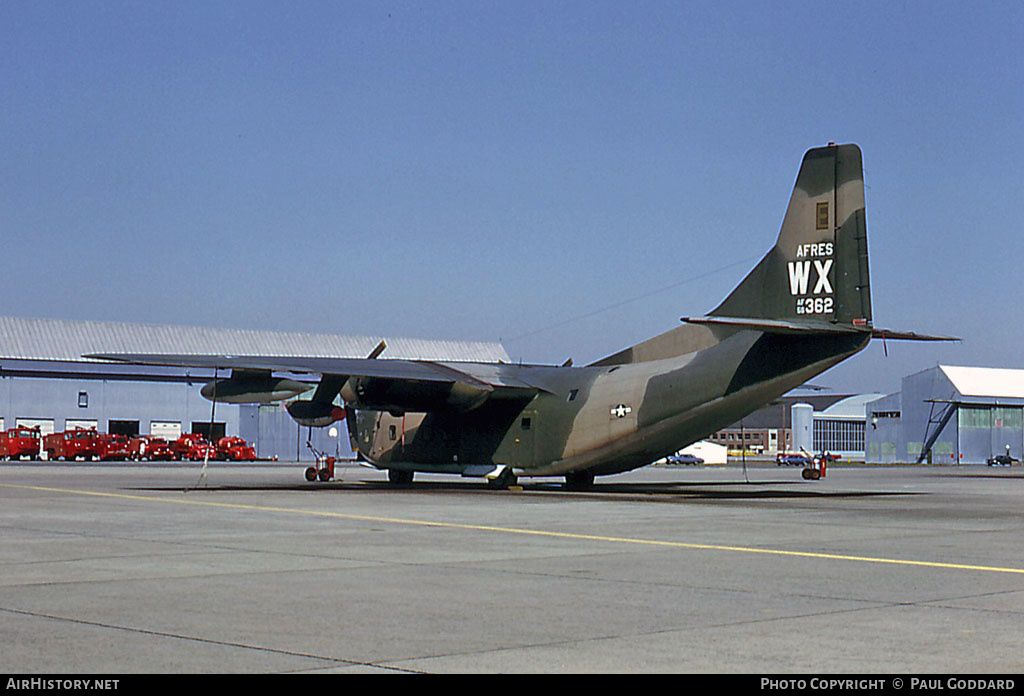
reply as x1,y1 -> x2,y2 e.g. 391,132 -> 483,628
84,352 -> 542,393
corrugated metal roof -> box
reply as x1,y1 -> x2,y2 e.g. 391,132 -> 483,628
940,365 -> 1024,400
0,316 -> 510,364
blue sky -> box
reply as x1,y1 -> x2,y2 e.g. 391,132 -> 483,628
1,1 -> 1021,394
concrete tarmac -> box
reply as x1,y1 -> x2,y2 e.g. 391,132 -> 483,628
2,462 -> 1024,674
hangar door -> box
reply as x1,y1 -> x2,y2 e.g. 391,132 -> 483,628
959,406 -> 1023,461
17,418 -> 55,435
991,407 -> 1023,459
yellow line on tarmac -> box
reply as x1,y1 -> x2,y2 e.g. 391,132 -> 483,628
5,482 -> 1024,576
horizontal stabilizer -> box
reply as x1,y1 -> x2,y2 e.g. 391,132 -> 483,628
682,315 -> 864,335
870,328 -> 960,342
682,316 -> 959,342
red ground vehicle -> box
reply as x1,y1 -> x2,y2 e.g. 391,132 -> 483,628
0,427 -> 42,460
216,436 -> 257,461
43,429 -> 103,461
128,435 -> 174,461
96,433 -> 130,461
170,433 -> 217,461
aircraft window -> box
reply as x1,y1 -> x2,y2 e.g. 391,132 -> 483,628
521,418 -> 532,431
567,389 -> 579,402
389,425 -> 397,440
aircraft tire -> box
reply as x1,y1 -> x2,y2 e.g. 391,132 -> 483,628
304,467 -> 318,482
564,471 -> 595,490
318,469 -> 331,482
487,468 -> 517,490
388,469 -> 414,486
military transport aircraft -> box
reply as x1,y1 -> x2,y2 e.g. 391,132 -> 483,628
89,143 -> 953,489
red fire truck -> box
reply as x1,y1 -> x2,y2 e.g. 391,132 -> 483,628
216,436 -> 257,461
43,429 -> 103,461
96,433 -> 130,461
0,427 -> 42,460
127,436 -> 175,461
170,433 -> 217,461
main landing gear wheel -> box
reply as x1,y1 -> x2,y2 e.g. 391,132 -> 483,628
304,467 -> 318,482
564,471 -> 595,490
388,469 -> 414,486
487,468 -> 518,490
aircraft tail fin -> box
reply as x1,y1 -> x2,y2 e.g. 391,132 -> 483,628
709,143 -> 872,328
590,143 -> 954,368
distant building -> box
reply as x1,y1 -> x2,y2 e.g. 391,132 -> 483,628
679,440 -> 728,465
813,394 -> 883,458
866,365 -> 1024,464
709,393 -> 876,459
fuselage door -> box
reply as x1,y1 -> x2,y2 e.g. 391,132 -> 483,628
511,408 -> 537,468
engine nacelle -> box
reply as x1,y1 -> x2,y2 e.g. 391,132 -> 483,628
286,401 -> 347,428
339,378 -> 490,414
201,376 -> 313,404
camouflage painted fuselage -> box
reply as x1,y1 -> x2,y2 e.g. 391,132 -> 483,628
354,327 -> 868,477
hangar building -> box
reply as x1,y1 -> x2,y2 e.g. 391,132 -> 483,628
812,393 -> 883,459
710,392 -> 878,460
866,365 -> 1024,464
0,316 -> 509,461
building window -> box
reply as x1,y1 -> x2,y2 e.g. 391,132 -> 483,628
814,419 -> 865,452
78,391 -> 88,408
993,407 -> 1023,429
958,407 -> 990,429
871,410 -> 901,419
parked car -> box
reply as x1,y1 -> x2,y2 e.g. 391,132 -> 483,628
665,453 -> 704,465
776,452 -> 812,466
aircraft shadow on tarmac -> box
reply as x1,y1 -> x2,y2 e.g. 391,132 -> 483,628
131,479 -> 923,503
